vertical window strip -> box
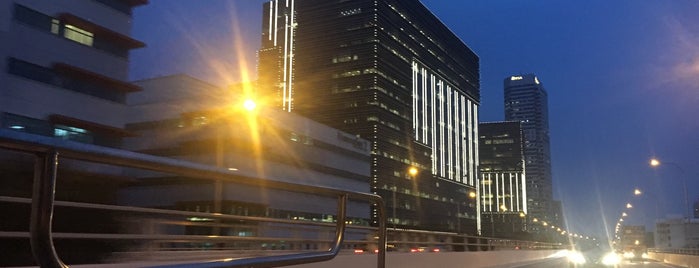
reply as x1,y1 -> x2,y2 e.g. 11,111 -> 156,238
522,172 -> 528,213
447,86 -> 453,180
412,62 -> 418,140
273,0 -> 279,47
268,1 -> 273,41
430,71 -> 437,173
454,93 -> 461,182
282,10 -> 290,111
438,80 -> 445,177
495,173 -> 500,212
461,96 -> 467,183
467,99 -> 473,185
473,104 -> 479,186
507,173 -> 519,211
287,0 -> 295,112
422,67 -> 428,141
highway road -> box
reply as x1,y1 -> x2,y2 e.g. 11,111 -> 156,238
513,257 -> 686,268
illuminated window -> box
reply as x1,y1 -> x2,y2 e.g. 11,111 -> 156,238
54,125 -> 93,143
339,8 -> 361,16
192,116 -> 208,126
332,55 -> 358,63
51,19 -> 60,34
64,24 -> 94,46
289,132 -> 299,142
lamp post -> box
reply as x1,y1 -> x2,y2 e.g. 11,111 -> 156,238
392,187 -> 396,231
650,158 -> 690,222
393,167 -> 418,230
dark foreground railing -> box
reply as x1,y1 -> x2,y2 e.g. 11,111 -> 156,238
0,129 -> 386,268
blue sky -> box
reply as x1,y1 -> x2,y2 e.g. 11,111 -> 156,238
129,0 -> 699,239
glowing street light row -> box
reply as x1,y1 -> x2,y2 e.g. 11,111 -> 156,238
530,217 -> 594,240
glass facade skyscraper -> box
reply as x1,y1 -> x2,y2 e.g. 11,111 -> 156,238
258,0 -> 481,233
504,74 -> 552,230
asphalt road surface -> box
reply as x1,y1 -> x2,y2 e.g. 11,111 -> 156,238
513,257 -> 685,268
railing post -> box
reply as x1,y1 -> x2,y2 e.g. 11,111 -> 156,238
375,196 -> 386,268
30,150 -> 68,268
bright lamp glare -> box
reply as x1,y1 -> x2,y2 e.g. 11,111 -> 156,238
602,252 -> 621,265
567,251 -> 586,264
650,158 -> 660,166
243,99 -> 256,111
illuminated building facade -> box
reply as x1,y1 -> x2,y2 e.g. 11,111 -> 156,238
479,121 -> 527,237
504,74 -> 552,231
258,0 -> 481,233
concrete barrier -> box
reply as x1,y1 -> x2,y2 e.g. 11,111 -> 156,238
59,249 -> 564,268
287,250 -> 564,268
649,252 -> 699,268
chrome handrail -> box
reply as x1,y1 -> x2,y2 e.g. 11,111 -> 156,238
0,129 -> 386,268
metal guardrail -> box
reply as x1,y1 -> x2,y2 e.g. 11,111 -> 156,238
0,129 -> 387,268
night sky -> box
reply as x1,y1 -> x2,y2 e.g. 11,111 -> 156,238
129,0 -> 699,239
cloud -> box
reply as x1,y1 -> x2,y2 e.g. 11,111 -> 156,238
661,15 -> 699,90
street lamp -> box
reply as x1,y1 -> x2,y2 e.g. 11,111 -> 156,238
649,158 -> 690,222
393,166 -> 418,230
243,99 -> 257,111
408,166 -> 418,176
649,158 -> 660,167
634,189 -> 642,196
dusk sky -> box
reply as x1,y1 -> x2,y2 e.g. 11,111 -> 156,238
129,0 -> 699,239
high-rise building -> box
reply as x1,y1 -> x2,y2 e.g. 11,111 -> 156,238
258,0 -> 481,233
504,74 -> 552,229
694,198 -> 699,219
479,121 -> 527,237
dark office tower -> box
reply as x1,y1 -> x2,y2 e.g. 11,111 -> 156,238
258,0 -> 481,233
479,121 -> 527,237
694,198 -> 699,219
504,74 -> 552,231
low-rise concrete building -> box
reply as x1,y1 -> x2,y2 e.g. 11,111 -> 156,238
655,218 -> 699,249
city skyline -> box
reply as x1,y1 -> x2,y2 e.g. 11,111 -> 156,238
129,0 -> 699,238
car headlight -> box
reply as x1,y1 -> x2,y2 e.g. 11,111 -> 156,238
601,252 -> 621,266
567,251 -> 587,264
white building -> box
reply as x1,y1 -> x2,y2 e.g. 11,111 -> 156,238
655,218 -> 699,249
120,75 -> 373,250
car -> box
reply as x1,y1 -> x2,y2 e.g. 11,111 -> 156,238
567,247 -> 621,267
409,246 -> 441,253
